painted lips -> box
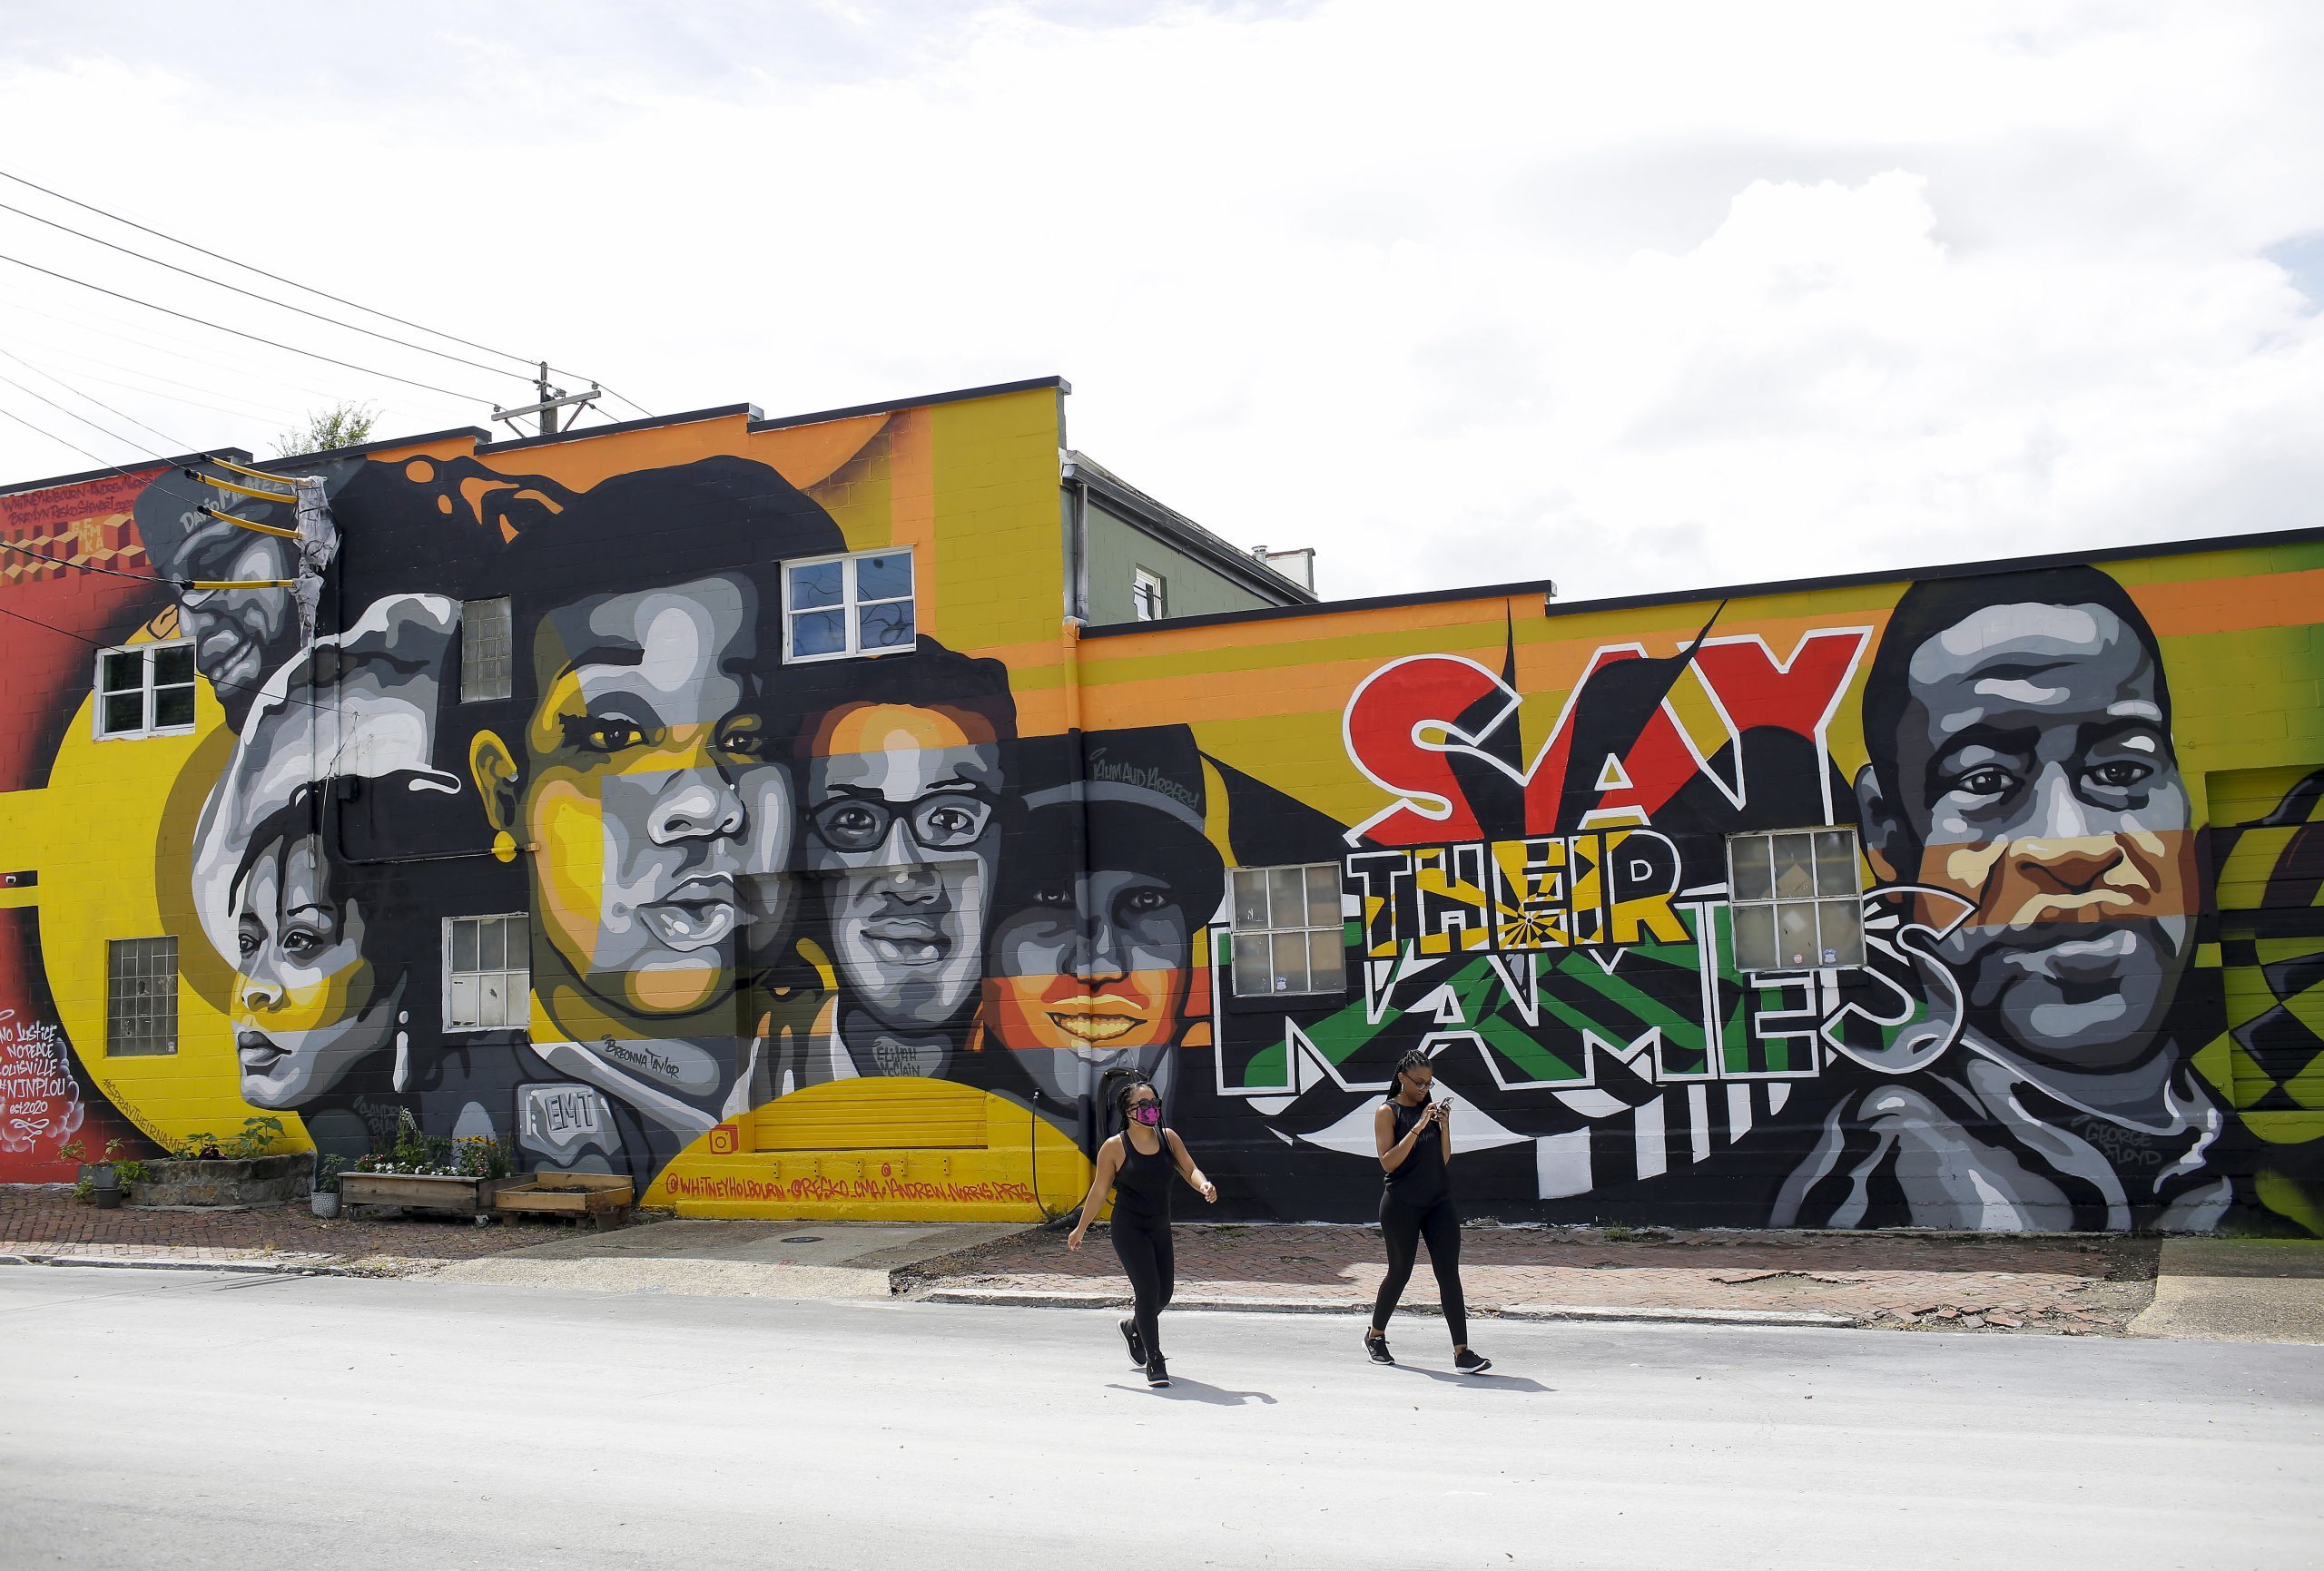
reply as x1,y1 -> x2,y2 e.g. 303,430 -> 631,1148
860,915 -> 953,967
235,1029 -> 286,1074
640,876 -> 740,949
1043,997 -> 1152,1045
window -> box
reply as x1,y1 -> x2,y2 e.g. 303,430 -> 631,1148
1132,567 -> 1167,622
106,938 -> 178,1056
783,548 -> 915,662
461,597 -> 512,702
1726,827 -> 1865,972
1229,863 -> 1345,997
446,914 -> 529,1029
94,642 -> 196,740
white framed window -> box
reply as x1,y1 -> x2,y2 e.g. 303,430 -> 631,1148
783,547 -> 916,663
445,913 -> 529,1029
94,641 -> 197,740
1229,864 -> 1345,997
1726,827 -> 1865,972
1132,567 -> 1167,622
106,938 -> 178,1056
460,596 -> 512,702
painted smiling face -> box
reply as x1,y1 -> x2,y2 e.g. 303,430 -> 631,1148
989,869 -> 1192,1099
163,514 -> 298,713
1873,599 -> 2195,1072
481,574 -> 785,1020
805,703 -> 1000,1034
231,831 -> 402,1109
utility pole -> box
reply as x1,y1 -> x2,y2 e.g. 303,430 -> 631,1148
492,367 -> 602,439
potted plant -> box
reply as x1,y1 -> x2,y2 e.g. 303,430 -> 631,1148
64,1138 -> 148,1209
311,1154 -> 347,1219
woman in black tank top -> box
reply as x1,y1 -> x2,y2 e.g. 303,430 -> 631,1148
1366,1048 -> 1491,1374
1068,1075 -> 1216,1388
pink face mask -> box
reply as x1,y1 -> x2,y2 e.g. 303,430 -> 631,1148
1130,1104 -> 1162,1126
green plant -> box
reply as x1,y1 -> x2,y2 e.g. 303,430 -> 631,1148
273,400 -> 378,458
224,1115 -> 288,1159
59,1138 -> 86,1164
450,1134 -> 514,1181
350,1109 -> 461,1176
168,1132 -> 221,1161
315,1154 -> 347,1194
114,1160 -> 150,1186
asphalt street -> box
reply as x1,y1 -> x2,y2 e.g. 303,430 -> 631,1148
1,1264 -> 2316,1570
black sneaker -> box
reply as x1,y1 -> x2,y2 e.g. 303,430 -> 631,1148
1364,1333 -> 1394,1365
1146,1357 -> 1170,1389
1454,1349 -> 1493,1375
1119,1317 -> 1147,1368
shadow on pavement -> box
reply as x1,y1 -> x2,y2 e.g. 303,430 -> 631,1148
1104,1378 -> 1279,1405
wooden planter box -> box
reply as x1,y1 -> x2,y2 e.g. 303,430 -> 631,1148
495,1173 -> 634,1231
339,1172 -> 511,1218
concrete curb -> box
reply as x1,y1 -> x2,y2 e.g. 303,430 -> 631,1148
1500,1302 -> 1855,1328
1,1252 -> 362,1278
916,1287 -> 1855,1327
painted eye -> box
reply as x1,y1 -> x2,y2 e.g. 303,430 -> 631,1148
719,726 -> 768,761
2086,760 -> 2153,790
1031,884 -> 1075,908
1951,766 -> 2014,800
1125,888 -> 1169,914
559,713 -> 650,754
281,929 -> 324,962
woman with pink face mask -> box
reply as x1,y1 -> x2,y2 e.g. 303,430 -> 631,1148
1067,1073 -> 1216,1388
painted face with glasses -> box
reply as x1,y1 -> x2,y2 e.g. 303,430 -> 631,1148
804,702 -> 1002,1036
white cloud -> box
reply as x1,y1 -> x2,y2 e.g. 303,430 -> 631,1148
2,1 -> 2320,604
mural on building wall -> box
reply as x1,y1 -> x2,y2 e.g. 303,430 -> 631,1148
0,401 -> 2318,1230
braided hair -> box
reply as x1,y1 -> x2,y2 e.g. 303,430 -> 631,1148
1100,1066 -> 1158,1137
1387,1047 -> 1433,1102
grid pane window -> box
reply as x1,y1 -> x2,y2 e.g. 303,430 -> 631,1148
1132,568 -> 1167,622
1726,827 -> 1866,972
106,938 -> 178,1056
1228,863 -> 1346,997
446,914 -> 529,1029
784,549 -> 917,663
94,642 -> 199,740
460,597 -> 513,702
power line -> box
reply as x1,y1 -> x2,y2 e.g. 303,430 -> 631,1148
0,347 -> 200,458
0,597 -> 350,723
0,165 -> 540,372
0,364 -> 200,472
0,167 -> 652,424
0,338 -> 305,425
0,527 -> 171,584
0,399 -> 169,490
0,197 -> 533,386
0,297 -> 359,404
0,250 -> 499,405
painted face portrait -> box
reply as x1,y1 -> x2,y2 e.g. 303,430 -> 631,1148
806,703 -> 1000,1034
478,574 -> 787,1020
231,830 -> 402,1110
166,516 -> 299,710
990,869 -> 1193,1096
1861,593 -> 2195,1073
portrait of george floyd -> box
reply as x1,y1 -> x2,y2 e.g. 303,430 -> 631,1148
1777,565 -> 2230,1231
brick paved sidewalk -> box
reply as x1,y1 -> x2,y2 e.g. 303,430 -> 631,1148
908,1222 -> 2163,1334
0,1185 -> 563,1273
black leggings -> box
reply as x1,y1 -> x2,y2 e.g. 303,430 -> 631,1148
1372,1193 -> 1467,1345
1111,1215 -> 1175,1359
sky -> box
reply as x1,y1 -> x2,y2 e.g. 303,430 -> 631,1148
2,0 -> 2320,604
